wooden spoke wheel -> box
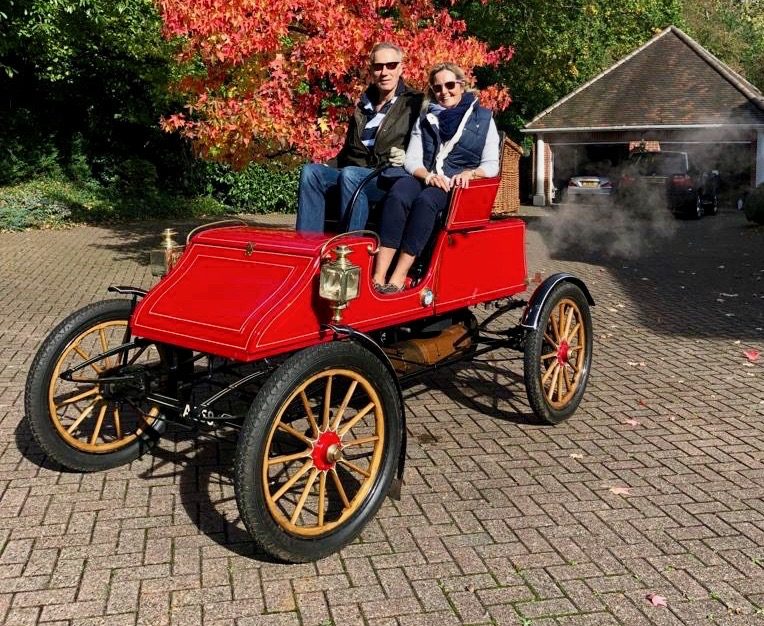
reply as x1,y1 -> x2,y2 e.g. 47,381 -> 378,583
524,282 -> 592,424
24,299 -> 185,471
235,341 -> 401,563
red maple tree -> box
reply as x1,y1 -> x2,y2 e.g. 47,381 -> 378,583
158,0 -> 513,165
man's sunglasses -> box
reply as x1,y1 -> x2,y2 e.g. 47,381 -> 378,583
431,80 -> 463,93
371,61 -> 400,72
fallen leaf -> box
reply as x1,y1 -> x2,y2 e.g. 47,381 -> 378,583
645,593 -> 668,608
638,399 -> 648,407
608,307 -> 618,313
569,453 -> 584,459
532,272 -> 542,284
720,292 -> 738,297
609,486 -> 631,496
734,340 -> 741,345
744,349 -> 760,362
625,419 -> 640,426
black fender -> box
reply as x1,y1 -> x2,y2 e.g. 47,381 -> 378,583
324,324 -> 407,499
520,273 -> 595,330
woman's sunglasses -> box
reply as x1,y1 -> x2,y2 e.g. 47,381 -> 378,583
371,61 -> 400,72
431,80 -> 463,93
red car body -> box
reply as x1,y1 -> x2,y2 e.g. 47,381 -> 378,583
131,178 -> 527,361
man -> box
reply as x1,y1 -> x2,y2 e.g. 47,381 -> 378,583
296,43 -> 423,232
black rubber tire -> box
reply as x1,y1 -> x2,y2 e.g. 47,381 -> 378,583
234,340 -> 402,563
24,299 -> 183,472
523,282 -> 593,424
692,195 -> 704,219
707,195 -> 718,216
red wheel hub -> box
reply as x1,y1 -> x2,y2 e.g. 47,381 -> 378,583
312,430 -> 342,471
557,340 -> 570,365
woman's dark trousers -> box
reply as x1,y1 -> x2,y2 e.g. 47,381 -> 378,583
378,175 -> 449,256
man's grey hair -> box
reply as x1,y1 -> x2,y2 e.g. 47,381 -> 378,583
369,42 -> 404,64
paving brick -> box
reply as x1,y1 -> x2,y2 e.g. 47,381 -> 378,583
2,210 -> 764,626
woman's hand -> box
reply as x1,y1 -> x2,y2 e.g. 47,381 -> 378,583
451,169 -> 476,189
424,172 -> 451,192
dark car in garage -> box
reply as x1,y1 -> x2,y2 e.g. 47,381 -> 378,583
617,151 -> 719,218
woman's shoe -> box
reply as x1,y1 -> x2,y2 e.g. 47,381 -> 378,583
373,281 -> 386,292
378,283 -> 404,294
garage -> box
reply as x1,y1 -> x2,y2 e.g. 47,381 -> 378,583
522,26 -> 764,206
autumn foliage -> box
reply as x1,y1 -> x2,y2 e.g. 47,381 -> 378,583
158,0 -> 513,165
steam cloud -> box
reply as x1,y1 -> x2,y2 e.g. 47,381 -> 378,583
542,188 -> 679,259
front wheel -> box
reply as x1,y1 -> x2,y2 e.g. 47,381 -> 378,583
234,341 -> 401,562
24,299 -> 186,471
523,282 -> 593,424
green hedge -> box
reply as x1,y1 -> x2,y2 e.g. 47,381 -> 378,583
0,160 -> 302,231
202,162 -> 300,214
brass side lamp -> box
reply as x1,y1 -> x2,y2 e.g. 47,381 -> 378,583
319,244 -> 361,322
150,228 -> 185,277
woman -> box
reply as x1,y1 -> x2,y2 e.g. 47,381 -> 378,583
372,62 -> 500,294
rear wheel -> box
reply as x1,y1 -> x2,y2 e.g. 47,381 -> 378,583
24,299 -> 186,471
693,194 -> 704,219
524,283 -> 593,424
235,341 -> 401,562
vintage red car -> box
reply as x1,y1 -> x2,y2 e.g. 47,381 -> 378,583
24,174 -> 594,563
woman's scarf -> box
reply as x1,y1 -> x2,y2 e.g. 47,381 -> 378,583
428,92 -> 476,142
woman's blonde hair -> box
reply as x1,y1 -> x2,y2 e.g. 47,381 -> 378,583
424,62 -> 476,107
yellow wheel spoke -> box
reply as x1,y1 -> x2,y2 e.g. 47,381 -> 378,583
277,422 -> 313,446
338,459 -> 370,478
322,375 -> 333,431
89,403 -> 107,445
272,459 -> 313,502
330,468 -> 350,508
543,332 -> 558,348
299,390 -> 320,438
557,364 -> 565,399
548,318 -> 560,343
317,472 -> 326,527
542,362 -> 558,385
338,402 -> 375,437
268,450 -> 311,466
547,366 -> 561,402
113,406 -> 122,440
541,350 -> 558,361
55,387 -> 99,408
562,306 -> 575,340
331,380 -> 358,430
290,468 -> 319,524
565,321 -> 581,343
567,360 -> 580,374
73,344 -> 103,374
99,328 -> 109,354
342,435 -> 379,448
66,397 -> 100,434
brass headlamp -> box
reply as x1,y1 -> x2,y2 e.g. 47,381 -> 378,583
319,244 -> 360,322
150,228 -> 185,277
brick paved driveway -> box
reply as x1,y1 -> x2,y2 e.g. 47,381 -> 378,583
1,207 -> 762,626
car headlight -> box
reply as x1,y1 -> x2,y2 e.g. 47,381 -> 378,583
319,244 -> 360,322
150,228 -> 185,277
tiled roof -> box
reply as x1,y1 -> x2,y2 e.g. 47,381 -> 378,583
525,26 -> 764,131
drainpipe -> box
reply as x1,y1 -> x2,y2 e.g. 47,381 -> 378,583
756,130 -> 764,187
533,136 -> 546,206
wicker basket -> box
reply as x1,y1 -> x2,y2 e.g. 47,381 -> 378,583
492,138 -> 524,216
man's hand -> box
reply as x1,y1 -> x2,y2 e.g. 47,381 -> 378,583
389,147 -> 405,167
